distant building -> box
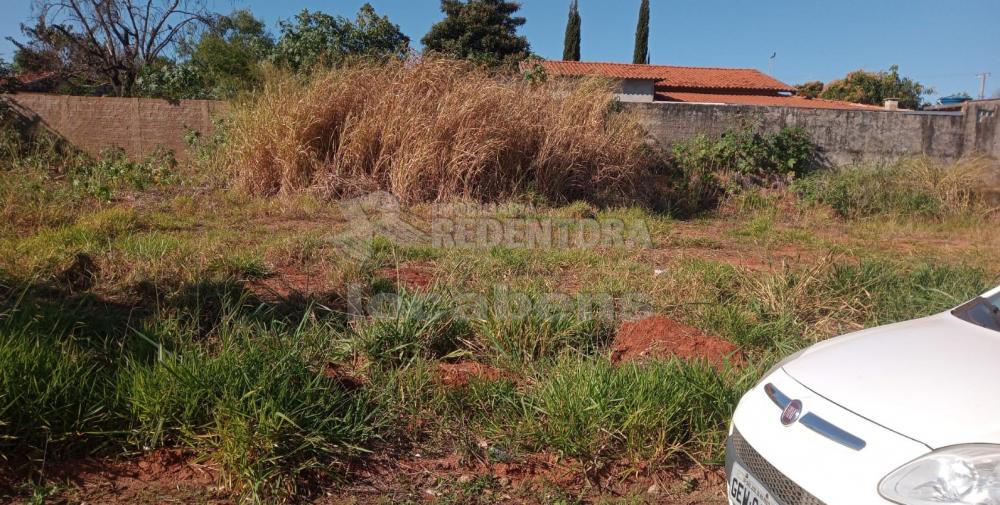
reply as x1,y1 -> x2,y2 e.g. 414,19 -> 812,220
527,60 -> 883,110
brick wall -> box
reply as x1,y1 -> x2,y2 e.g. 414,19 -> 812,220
2,93 -> 229,161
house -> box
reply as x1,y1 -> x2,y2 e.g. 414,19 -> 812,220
527,60 -> 882,110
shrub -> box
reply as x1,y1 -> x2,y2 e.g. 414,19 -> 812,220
224,58 -> 657,205
794,156 -> 989,219
664,118 -> 817,216
68,148 -> 179,201
671,119 -> 816,182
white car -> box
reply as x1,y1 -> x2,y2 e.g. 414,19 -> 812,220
727,286 -> 1000,505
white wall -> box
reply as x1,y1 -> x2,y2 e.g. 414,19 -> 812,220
616,79 -> 655,103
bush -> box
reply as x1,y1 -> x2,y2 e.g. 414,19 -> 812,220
224,58 -> 657,205
664,118 -> 817,216
68,148 -> 179,201
671,119 -> 816,181
794,157 -> 989,219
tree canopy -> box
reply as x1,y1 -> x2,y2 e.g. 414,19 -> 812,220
794,81 -> 824,99
632,0 -> 649,65
421,0 -> 530,67
562,0 -> 581,61
819,65 -> 931,109
273,5 -> 409,72
137,9 -> 274,99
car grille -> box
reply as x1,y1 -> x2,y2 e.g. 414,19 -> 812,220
731,429 -> 826,505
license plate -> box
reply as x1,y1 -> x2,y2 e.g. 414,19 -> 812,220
729,462 -> 776,505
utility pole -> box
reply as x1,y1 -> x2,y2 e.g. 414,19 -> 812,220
977,72 -> 991,100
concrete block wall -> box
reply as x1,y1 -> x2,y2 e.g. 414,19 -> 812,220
626,102 -> 988,167
3,93 -> 229,161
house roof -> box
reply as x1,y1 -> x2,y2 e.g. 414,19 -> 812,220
656,91 -> 885,110
531,60 -> 795,92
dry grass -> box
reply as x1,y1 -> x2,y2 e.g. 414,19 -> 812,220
898,156 -> 993,215
224,58 -> 657,204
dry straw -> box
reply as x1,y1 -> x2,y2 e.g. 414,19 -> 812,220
225,58 -> 657,204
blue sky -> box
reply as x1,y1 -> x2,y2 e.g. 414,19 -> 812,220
2,0 -> 998,99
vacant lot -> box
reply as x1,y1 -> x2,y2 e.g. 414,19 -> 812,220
1,64 -> 997,504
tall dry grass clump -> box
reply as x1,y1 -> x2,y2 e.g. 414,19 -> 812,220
224,58 -> 656,204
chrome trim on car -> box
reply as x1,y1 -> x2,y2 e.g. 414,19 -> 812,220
763,383 -> 867,451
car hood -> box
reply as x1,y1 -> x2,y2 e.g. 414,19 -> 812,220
783,312 -> 1000,448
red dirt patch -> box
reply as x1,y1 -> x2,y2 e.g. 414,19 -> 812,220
612,315 -> 740,367
378,261 -> 436,291
325,450 -> 726,504
437,362 -> 502,387
43,449 -> 223,504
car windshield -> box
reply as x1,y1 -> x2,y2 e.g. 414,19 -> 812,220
952,290 -> 1000,332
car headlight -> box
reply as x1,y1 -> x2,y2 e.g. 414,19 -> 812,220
879,445 -> 1000,504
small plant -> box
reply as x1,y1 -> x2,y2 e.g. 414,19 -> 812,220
68,147 -> 179,201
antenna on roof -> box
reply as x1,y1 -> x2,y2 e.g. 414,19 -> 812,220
769,52 -> 777,76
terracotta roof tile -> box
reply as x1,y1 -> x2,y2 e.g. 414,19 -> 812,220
656,91 -> 884,110
530,60 -> 794,92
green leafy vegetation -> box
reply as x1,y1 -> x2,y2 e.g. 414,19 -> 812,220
422,0 -> 531,68
808,65 -> 931,109
562,0 -> 581,62
632,0 -> 650,64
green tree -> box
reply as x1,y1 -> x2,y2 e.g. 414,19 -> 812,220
562,0 -> 581,61
421,0 -> 530,68
273,4 -> 409,72
795,81 -> 824,98
184,10 -> 275,97
135,10 -> 274,100
820,65 -> 931,109
632,0 -> 650,64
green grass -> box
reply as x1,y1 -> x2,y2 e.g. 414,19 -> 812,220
468,291 -> 614,370
520,356 -> 754,463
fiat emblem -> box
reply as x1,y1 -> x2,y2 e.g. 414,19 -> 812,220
780,399 -> 803,426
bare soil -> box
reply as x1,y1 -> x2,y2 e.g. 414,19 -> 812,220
437,361 -> 503,387
378,260 -> 437,291
612,315 -> 741,367
323,450 -> 727,504
41,449 -> 224,504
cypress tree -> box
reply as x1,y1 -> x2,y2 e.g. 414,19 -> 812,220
562,0 -> 581,61
632,0 -> 649,64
